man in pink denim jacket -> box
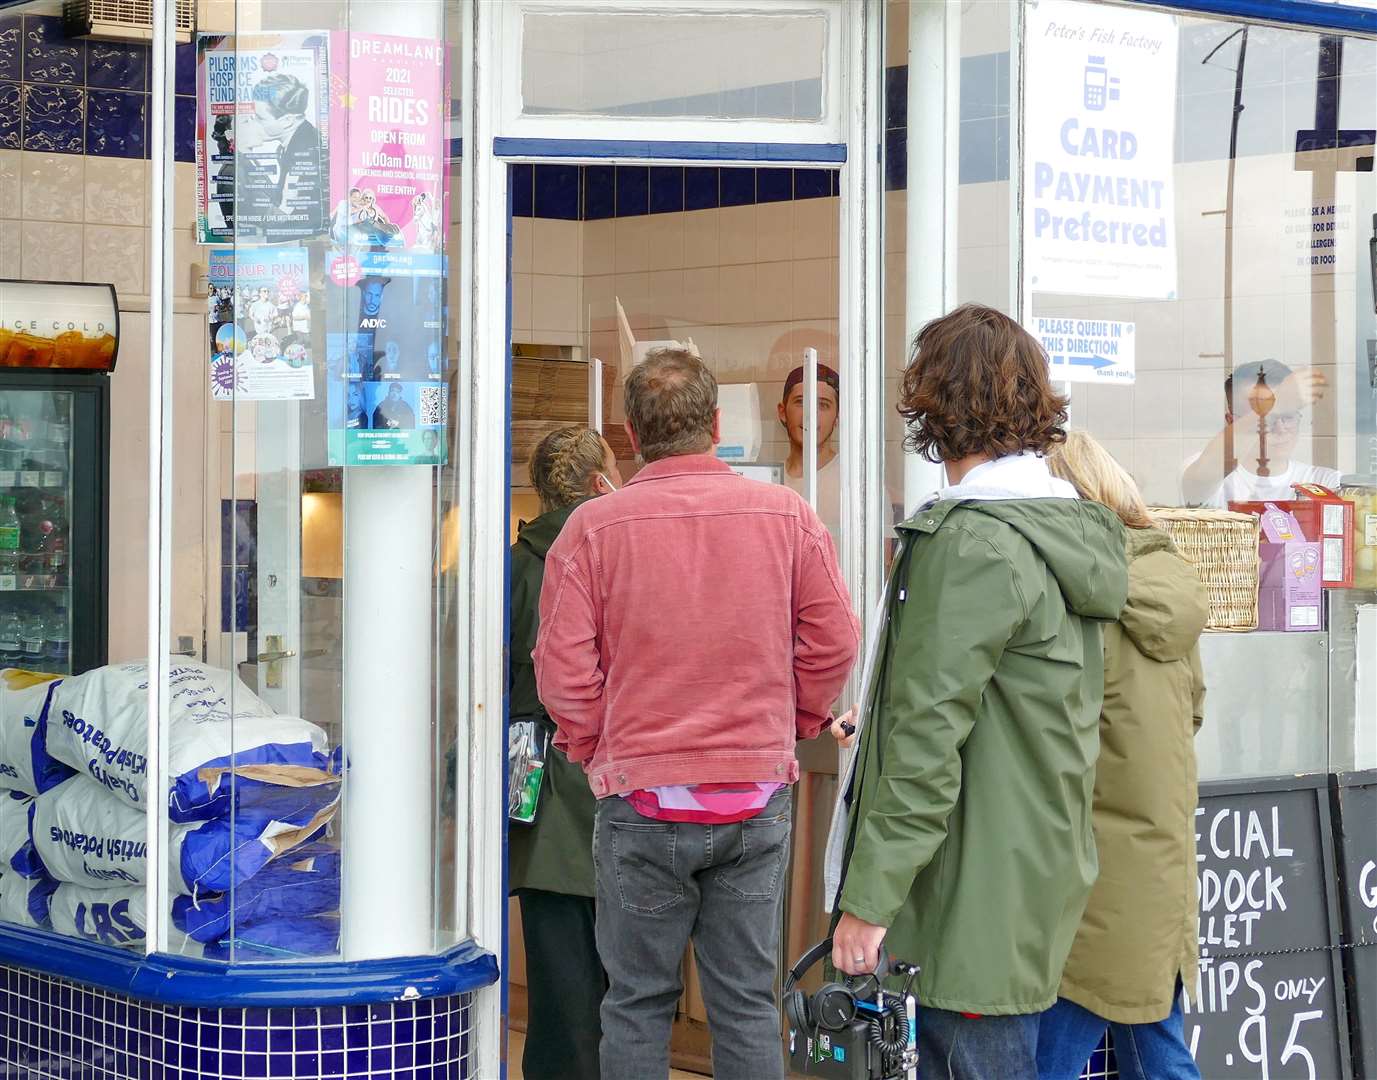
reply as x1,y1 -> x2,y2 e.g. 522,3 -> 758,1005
534,347 -> 859,1080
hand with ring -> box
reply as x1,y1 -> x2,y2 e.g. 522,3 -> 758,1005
832,911 -> 887,976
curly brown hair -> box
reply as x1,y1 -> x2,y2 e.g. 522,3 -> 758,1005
529,426 -> 606,514
897,304 -> 1068,464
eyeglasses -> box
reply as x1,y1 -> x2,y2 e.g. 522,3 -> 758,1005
1260,410 -> 1302,434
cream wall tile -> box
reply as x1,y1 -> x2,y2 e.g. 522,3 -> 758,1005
885,249 -> 906,313
582,274 -> 616,329
794,195 -> 839,262
511,217 -> 534,275
85,157 -> 146,226
680,325 -> 718,366
646,213 -> 685,273
1177,217 -> 1225,302
719,264 -> 756,325
885,0 -> 908,65
511,272 -> 534,335
884,314 -> 907,370
680,267 -> 720,325
683,207 -> 719,268
956,245 -> 1007,309
613,272 -> 653,330
718,205 -> 756,266
21,152 -> 83,223
884,191 -> 905,255
958,184 -> 997,249
173,228 -> 198,298
756,262 -> 792,324
583,219 -> 615,277
793,258 -> 836,322
646,269 -> 686,324
1179,297 -> 1225,369
530,274 -> 581,336
1084,383 -> 1134,439
614,216 -> 650,274
0,151 -> 18,221
756,201 -> 792,263
22,221 -> 83,282
85,225 -> 146,296
1182,369 -> 1228,440
0,220 -> 18,266
1131,300 -> 1184,371
532,217 -> 580,277
1134,437 -> 1187,506
1133,371 -> 1182,440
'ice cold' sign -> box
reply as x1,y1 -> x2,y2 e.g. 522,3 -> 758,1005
1184,779 -> 1349,1079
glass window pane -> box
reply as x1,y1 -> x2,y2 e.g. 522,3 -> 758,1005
520,10 -> 827,120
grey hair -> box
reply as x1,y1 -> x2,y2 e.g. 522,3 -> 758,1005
624,347 -> 717,463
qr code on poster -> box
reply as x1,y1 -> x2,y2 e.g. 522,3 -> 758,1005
420,385 -> 447,426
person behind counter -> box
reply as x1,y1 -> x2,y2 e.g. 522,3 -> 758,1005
511,426 -> 621,1080
827,304 -> 1129,1079
1039,432 -> 1208,1080
779,362 -> 840,536
1181,359 -> 1339,507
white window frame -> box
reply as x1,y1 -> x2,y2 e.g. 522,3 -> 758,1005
496,0 -> 848,145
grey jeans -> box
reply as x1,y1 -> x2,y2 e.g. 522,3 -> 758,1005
593,789 -> 792,1080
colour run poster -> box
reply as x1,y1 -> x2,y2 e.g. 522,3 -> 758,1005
326,32 -> 448,283
196,32 -> 331,244
207,248 -> 315,402
1022,2 -> 1179,299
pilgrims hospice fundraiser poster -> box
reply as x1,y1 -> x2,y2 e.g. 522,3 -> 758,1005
326,32 -> 448,283
196,33 -> 330,244
1023,3 -> 1179,299
207,248 -> 316,402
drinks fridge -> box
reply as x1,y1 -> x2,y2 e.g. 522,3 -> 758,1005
0,371 -> 109,675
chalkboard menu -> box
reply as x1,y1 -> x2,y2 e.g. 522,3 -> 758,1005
1332,772 -> 1377,1077
1186,776 -> 1352,1079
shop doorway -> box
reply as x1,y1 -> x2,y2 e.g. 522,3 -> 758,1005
504,159 -> 845,1072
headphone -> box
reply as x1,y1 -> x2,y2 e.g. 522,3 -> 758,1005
782,938 -> 882,1036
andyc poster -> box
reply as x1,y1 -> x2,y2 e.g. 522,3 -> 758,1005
196,32 -> 331,244
326,32 -> 448,283
1022,3 -> 1179,300
207,248 -> 316,402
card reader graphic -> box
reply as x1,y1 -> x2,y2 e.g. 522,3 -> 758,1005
1083,56 -> 1121,111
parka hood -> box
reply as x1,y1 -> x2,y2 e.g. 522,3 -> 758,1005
1117,527 -> 1210,662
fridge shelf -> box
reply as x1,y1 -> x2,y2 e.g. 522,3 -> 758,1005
0,575 -> 64,592
0,471 -> 66,490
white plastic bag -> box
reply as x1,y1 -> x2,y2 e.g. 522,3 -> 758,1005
48,883 -> 146,948
0,669 -> 74,796
46,661 -> 335,821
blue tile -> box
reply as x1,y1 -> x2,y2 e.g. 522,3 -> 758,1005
0,16 -> 20,82
269,1053 -> 294,1077
0,82 -> 20,149
756,167 -> 792,203
648,166 -> 683,214
23,15 -> 83,85
370,1048 -> 393,1072
321,1006 -> 343,1026
243,1053 -> 267,1078
173,94 -> 195,163
222,1052 -> 243,1075
683,166 -> 718,211
269,1027 -> 293,1053
719,166 -> 755,207
23,83 -> 84,153
345,1049 -> 368,1074
86,89 -> 145,158
223,1026 -> 242,1052
534,163 -> 579,220
175,41 -> 196,97
509,163 -> 533,217
321,1026 -> 344,1052
294,1052 -> 321,1077
886,64 -> 907,130
295,1027 -> 319,1051
960,52 -> 998,121
87,40 -> 148,91
614,165 -> 648,216
885,127 -> 907,191
793,168 -> 831,200
831,170 -> 840,197
583,164 -> 614,219
321,1051 -> 344,1076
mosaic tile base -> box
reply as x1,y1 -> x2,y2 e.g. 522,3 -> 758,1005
0,965 -> 473,1079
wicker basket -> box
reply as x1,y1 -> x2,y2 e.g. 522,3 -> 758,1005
1150,507 -> 1260,631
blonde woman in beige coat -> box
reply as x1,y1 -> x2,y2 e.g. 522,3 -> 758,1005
1038,431 -> 1210,1080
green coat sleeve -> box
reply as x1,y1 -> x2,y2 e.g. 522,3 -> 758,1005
838,523 -> 1028,928
1189,644 -> 1206,733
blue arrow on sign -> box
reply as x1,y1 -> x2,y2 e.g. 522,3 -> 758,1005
1048,354 -> 1115,370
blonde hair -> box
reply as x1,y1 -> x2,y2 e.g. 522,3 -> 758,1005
529,426 -> 607,514
1046,430 -> 1155,529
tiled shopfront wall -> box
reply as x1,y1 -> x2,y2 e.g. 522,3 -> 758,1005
0,14 -> 197,161
0,965 -> 474,1079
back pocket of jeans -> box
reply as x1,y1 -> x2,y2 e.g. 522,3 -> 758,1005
716,811 -> 791,902
609,821 -> 683,915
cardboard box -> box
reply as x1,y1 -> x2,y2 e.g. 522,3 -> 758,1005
1231,488 -> 1354,588
1249,503 -> 1323,631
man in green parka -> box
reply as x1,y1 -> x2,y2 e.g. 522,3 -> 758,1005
509,426 -> 620,1080
828,305 -> 1129,1078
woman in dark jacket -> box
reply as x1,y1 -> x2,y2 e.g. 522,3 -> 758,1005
510,426 -> 620,1080
1039,431 -> 1209,1080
